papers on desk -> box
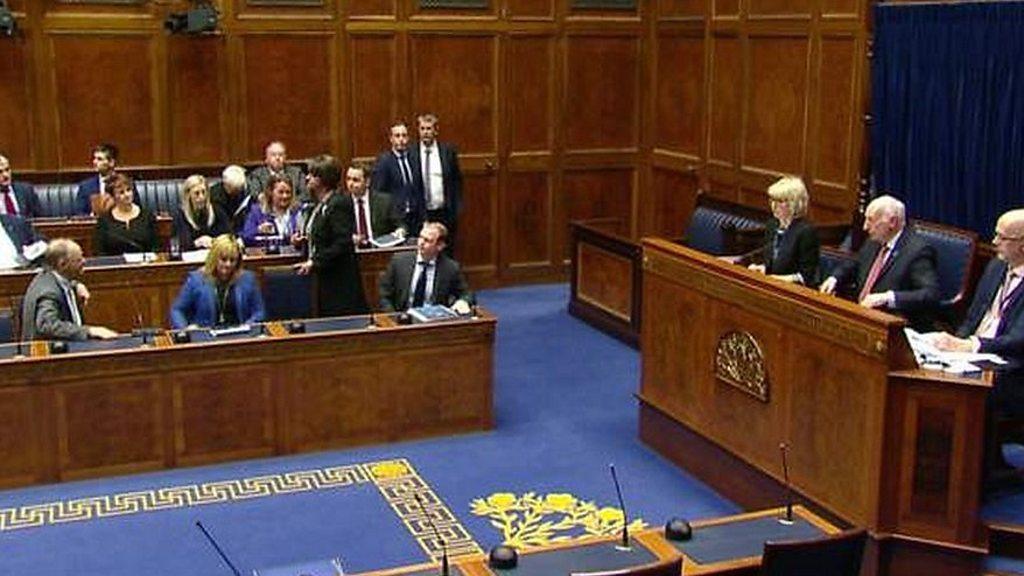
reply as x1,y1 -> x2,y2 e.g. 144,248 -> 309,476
181,249 -> 209,263
22,240 -> 47,262
208,324 -> 252,337
408,304 -> 460,323
369,232 -> 406,248
123,252 -> 158,263
905,328 -> 1006,374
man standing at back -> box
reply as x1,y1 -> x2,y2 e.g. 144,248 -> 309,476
21,238 -> 118,341
373,121 -> 423,236
247,141 -> 307,202
0,154 -> 42,218
819,195 -> 940,331
409,113 -> 463,253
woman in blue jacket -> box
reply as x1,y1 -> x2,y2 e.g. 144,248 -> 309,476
170,234 -> 266,328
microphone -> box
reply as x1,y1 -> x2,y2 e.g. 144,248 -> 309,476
779,442 -> 794,525
414,493 -> 450,576
609,463 -> 631,550
194,520 -> 243,576
124,279 -> 159,344
8,296 -> 23,358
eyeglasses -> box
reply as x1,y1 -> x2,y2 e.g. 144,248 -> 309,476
994,231 -> 1024,242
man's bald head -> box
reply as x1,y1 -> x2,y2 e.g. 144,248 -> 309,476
995,209 -> 1024,267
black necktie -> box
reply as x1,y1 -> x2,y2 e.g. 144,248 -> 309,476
398,153 -> 412,185
412,261 -> 430,308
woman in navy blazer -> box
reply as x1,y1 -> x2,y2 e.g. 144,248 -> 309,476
748,176 -> 820,286
170,234 -> 266,329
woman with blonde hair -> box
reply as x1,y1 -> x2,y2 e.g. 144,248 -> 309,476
748,175 -> 821,285
170,234 -> 265,328
172,174 -> 230,251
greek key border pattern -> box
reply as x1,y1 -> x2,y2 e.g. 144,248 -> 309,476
365,459 -> 484,560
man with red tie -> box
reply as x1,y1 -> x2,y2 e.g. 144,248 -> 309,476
0,154 -> 42,218
345,161 -> 405,247
819,195 -> 940,331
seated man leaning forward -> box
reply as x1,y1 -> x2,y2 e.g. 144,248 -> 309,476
170,234 -> 266,329
21,238 -> 118,341
819,194 -> 940,331
379,221 -> 473,314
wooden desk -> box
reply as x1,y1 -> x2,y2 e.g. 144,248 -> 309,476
0,313 -> 494,488
347,506 -> 836,576
638,239 -> 988,576
32,215 -> 175,257
0,246 -> 415,332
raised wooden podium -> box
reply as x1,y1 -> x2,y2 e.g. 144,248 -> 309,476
637,239 -> 989,575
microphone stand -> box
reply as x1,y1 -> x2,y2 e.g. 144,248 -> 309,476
415,493 -> 450,576
609,464 -> 631,551
779,442 -> 794,525
194,521 -> 243,576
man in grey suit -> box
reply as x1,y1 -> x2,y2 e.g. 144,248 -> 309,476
247,141 -> 307,202
379,222 -> 472,313
21,239 -> 118,341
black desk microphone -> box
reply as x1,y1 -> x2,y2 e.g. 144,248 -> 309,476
779,442 -> 794,525
414,493 -> 450,576
195,520 -> 243,576
610,463 -> 631,550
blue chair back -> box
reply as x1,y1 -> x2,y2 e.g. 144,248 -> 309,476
135,179 -> 184,215
912,220 -> 977,305
760,528 -> 866,576
0,307 -> 15,343
684,205 -> 764,256
261,265 -> 314,321
34,183 -> 79,217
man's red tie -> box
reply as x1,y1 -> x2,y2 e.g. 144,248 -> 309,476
859,245 -> 891,302
1,186 -> 16,216
356,198 -> 369,242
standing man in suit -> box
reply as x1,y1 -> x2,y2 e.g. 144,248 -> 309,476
247,141 -> 307,202
346,161 -> 405,247
20,238 -> 118,341
409,113 -> 463,253
926,209 -> 1024,481
373,121 -> 423,236
379,222 -> 472,313
210,165 -> 254,233
820,195 -> 940,331
294,154 -> 367,316
75,143 -> 119,216
0,155 -> 43,218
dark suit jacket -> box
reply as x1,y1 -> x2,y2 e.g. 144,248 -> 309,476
3,182 -> 42,219
247,165 -> 307,202
762,217 -> 820,285
957,259 -> 1024,414
21,269 -> 89,341
360,191 -> 404,238
74,175 -> 101,215
372,151 -> 424,234
0,213 -> 40,250
210,182 -> 256,233
408,141 -> 462,225
378,251 -> 473,312
833,228 -> 940,330
308,193 -> 367,316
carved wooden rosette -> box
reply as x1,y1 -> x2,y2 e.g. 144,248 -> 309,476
714,330 -> 769,402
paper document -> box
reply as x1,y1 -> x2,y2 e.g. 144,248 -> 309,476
123,252 -> 158,263
370,232 -> 407,248
904,328 -> 1006,373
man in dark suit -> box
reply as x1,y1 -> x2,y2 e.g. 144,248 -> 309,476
0,155 -> 43,218
379,222 -> 473,313
373,121 -> 423,236
409,113 -> 463,253
247,141 -> 307,202
346,161 -> 405,247
20,238 -> 118,341
210,164 -> 254,233
294,154 -> 367,317
820,195 -> 940,331
927,209 -> 1024,481
0,213 -> 45,269
74,143 -> 119,216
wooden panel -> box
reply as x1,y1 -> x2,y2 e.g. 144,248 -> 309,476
646,166 -> 699,237
814,37 -> 857,186
348,0 -> 395,16
173,368 -> 274,465
350,34 -> 397,158
658,0 -> 705,17
714,0 -> 740,18
578,243 -> 633,320
458,174 -> 496,268
242,34 -> 333,161
285,359 -> 386,450
655,33 -> 703,155
508,36 -> 553,153
562,169 -> 633,259
708,35 -> 741,166
503,171 -> 551,267
385,345 -> 491,435
507,0 -> 554,18
0,39 -> 32,166
410,35 -> 496,155
749,0 -> 811,18
168,36 -> 226,164
565,35 -> 639,151
52,34 -> 155,168
744,36 -> 808,174
823,0 -> 858,18
0,387 -> 42,487
56,378 -> 163,478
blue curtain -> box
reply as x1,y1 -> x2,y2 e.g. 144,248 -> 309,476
871,1 -> 1024,236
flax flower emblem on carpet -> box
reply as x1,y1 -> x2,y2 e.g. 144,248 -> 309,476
471,492 -> 646,548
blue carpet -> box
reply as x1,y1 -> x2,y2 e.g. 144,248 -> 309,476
0,283 -> 738,576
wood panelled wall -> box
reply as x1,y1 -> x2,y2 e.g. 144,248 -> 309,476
2,0 -> 867,286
